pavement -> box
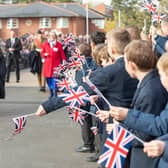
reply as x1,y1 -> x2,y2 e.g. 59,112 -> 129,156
0,69 -> 98,168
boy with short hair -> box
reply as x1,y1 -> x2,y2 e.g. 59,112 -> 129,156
86,29 -> 138,166
98,40 -> 168,168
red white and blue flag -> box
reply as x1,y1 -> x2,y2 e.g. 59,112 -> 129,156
67,57 -> 83,71
56,78 -> 77,92
68,107 -> 86,125
64,69 -> 74,79
54,60 -> 68,74
91,126 -> 98,135
152,13 -> 166,23
98,125 -> 134,168
63,33 -> 75,45
58,86 -> 90,108
71,49 -> 86,64
12,116 -> 27,135
141,0 -> 157,14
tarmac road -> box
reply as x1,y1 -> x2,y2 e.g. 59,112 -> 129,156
0,69 -> 97,168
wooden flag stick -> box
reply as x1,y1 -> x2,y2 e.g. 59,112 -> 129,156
72,106 -> 97,117
94,103 -> 101,111
14,113 -> 36,119
85,77 -> 111,108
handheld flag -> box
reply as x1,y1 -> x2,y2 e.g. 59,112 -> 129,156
58,86 -> 90,108
152,13 -> 166,23
98,125 -> 134,168
71,49 -> 86,64
54,60 -> 68,74
12,116 -> 27,135
56,78 -> 77,92
91,126 -> 98,135
63,33 -> 75,45
67,57 -> 83,71
141,0 -> 157,14
68,107 -> 86,125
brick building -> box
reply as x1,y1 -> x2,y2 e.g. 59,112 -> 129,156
0,1 -> 105,40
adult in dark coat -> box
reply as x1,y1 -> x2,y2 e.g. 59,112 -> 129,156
29,50 -> 42,75
0,49 -> 6,98
5,30 -> 22,82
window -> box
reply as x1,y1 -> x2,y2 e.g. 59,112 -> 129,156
92,19 -> 105,29
7,18 -> 18,29
56,18 -> 69,28
40,18 -> 51,28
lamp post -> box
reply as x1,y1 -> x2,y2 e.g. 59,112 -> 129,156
86,0 -> 89,43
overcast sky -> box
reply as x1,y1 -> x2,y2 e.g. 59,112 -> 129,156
82,0 -> 112,5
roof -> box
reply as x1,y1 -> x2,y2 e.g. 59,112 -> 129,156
0,2 -> 77,18
54,3 -> 104,19
93,3 -> 113,18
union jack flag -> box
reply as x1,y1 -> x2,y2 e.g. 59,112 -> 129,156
68,107 -> 86,125
58,86 -> 90,108
98,125 -> 134,168
67,57 -> 83,71
91,126 -> 98,135
63,69 -> 74,79
56,78 -> 77,92
12,116 -> 27,135
63,33 -> 75,45
71,49 -> 86,64
152,13 -> 166,23
141,0 -> 157,14
54,60 -> 68,74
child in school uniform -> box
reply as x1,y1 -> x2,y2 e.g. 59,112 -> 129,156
84,30 -> 138,167
86,44 -> 114,162
97,44 -> 168,168
103,52 -> 168,168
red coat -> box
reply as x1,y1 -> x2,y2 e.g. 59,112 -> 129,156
41,41 -> 66,77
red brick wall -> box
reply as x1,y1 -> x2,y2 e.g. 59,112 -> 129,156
0,17 -> 104,40
89,20 -> 104,35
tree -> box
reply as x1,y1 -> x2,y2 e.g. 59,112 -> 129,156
109,0 -> 152,31
159,0 -> 168,14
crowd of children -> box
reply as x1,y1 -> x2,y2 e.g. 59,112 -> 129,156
34,16 -> 168,168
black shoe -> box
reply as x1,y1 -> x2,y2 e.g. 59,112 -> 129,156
6,79 -> 9,83
16,80 -> 19,83
40,87 -> 46,92
86,155 -> 99,162
75,146 -> 95,153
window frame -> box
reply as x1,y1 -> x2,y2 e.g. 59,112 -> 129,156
56,17 -> 69,28
7,18 -> 19,29
39,18 -> 52,28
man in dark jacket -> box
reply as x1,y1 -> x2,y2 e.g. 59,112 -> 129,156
0,48 -> 6,98
5,30 -> 22,83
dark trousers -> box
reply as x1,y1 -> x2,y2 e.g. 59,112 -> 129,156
81,104 -> 94,148
6,56 -> 20,81
92,115 -> 102,157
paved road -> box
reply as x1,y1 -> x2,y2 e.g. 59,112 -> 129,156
0,69 -> 97,168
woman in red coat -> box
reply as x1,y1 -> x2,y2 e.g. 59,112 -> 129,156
41,30 -> 66,98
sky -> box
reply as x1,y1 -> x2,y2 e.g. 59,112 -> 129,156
82,0 -> 112,5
